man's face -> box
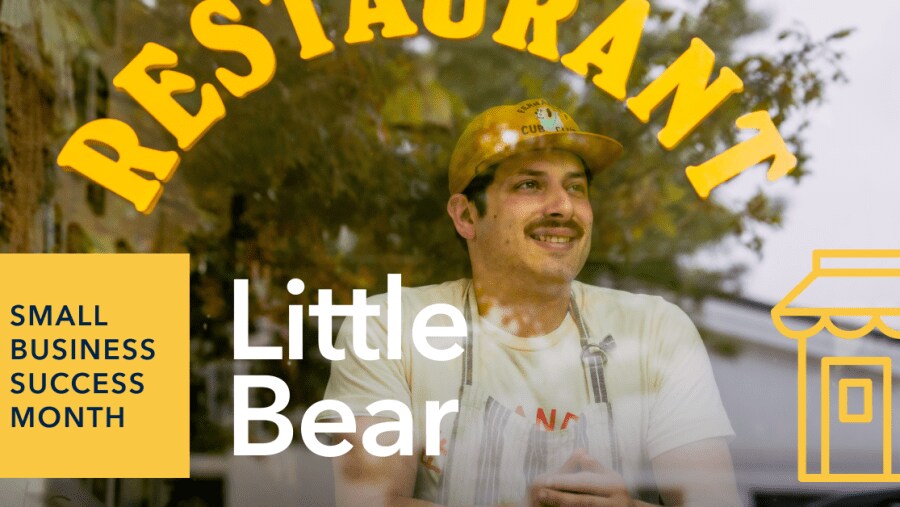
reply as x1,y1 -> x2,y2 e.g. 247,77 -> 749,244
468,149 -> 593,287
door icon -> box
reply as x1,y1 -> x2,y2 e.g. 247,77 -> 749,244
820,356 -> 892,477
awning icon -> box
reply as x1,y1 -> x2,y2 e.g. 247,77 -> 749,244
772,250 -> 900,340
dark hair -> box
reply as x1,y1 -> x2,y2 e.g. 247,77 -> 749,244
461,164 -> 499,216
453,165 -> 497,250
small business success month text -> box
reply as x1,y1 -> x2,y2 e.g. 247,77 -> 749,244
8,305 -> 155,429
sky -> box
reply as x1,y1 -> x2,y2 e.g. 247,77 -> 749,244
715,0 -> 900,308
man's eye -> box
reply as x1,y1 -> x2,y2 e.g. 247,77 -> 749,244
568,183 -> 587,194
515,180 -> 538,190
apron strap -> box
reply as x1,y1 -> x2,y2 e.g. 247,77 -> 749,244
570,291 -> 622,474
462,283 -> 475,386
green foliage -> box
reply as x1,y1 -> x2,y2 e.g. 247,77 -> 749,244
9,0 -> 851,448
145,0 -> 846,290
124,0 -> 851,406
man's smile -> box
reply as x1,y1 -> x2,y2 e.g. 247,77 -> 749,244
526,223 -> 584,249
531,234 -> 573,244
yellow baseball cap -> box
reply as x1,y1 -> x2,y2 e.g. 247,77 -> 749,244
448,98 -> 623,194
449,99 -> 622,194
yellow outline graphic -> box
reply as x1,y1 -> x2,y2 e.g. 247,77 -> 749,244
773,249 -> 900,340
838,378 -> 873,424
773,249 -> 900,482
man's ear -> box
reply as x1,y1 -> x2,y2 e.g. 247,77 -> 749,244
447,194 -> 476,240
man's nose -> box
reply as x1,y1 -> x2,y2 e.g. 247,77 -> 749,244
544,183 -> 574,219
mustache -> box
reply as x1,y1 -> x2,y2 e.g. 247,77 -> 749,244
525,218 -> 586,237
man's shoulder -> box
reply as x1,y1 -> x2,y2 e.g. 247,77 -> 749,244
367,278 -> 469,309
574,280 -> 666,309
573,281 -> 691,324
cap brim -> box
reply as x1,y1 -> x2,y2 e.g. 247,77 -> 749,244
474,131 -> 624,181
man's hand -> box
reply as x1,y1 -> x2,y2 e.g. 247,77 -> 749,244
528,449 -> 632,507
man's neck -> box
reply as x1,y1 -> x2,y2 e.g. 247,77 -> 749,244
471,275 -> 572,338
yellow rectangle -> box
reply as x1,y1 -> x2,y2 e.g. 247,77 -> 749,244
839,378 -> 872,423
0,254 -> 189,477
820,356 -> 892,478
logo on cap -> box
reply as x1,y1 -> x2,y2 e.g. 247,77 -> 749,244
536,107 -> 565,132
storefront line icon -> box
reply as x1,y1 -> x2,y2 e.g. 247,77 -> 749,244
772,249 -> 900,482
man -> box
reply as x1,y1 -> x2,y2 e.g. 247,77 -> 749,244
322,99 -> 740,506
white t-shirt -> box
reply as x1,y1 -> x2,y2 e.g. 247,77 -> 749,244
320,279 -> 733,488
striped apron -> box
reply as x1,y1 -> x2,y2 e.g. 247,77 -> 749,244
422,285 -> 621,506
